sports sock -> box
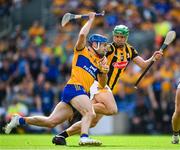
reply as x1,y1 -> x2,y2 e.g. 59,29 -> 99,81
80,133 -> 89,138
19,117 -> 26,125
173,131 -> 179,136
58,130 -> 69,138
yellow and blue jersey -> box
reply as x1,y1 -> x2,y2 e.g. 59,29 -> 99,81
67,47 -> 101,92
61,47 -> 102,104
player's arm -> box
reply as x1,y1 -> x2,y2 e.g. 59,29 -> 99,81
133,51 -> 163,69
75,12 -> 96,51
97,73 -> 108,88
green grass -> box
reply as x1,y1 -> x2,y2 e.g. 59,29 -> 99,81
0,134 -> 179,150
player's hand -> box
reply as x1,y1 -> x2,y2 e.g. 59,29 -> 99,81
99,64 -> 109,74
99,56 -> 107,66
99,56 -> 109,73
88,12 -> 96,20
153,51 -> 163,61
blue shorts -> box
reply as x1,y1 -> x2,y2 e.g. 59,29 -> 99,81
61,84 -> 89,104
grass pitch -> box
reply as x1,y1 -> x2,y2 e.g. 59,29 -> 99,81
0,134 -> 179,150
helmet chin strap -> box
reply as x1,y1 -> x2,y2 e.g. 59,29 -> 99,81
92,42 -> 104,58
92,42 -> 100,51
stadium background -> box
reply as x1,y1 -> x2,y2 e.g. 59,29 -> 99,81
0,0 -> 179,135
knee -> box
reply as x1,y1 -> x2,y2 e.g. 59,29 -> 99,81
106,106 -> 118,115
84,110 -> 96,119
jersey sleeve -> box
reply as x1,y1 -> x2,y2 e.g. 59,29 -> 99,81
73,46 -> 86,53
130,46 -> 138,60
74,46 -> 85,52
106,43 -> 114,57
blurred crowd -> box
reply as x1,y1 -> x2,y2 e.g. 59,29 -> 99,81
0,0 -> 179,134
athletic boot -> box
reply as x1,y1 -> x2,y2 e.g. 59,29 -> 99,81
5,114 -> 21,134
79,137 -> 102,146
172,135 -> 179,144
52,135 -> 66,145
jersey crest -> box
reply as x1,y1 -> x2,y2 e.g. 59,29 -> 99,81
112,61 -> 128,69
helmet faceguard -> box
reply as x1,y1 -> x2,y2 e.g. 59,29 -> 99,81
88,34 -> 108,57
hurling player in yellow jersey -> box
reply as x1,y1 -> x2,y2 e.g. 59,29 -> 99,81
5,12 -> 109,146
52,24 -> 163,145
172,81 -> 180,144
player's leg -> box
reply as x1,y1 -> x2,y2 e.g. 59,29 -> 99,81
67,113 -> 103,135
172,83 -> 180,144
70,95 -> 95,135
52,114 -> 103,145
52,82 -> 118,145
5,102 -> 73,134
70,95 -> 102,145
93,90 -> 118,115
52,94 -> 105,145
53,96 -> 107,139
90,81 -> 118,115
52,95 -> 109,145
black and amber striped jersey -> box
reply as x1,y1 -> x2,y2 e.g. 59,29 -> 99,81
106,42 -> 138,90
